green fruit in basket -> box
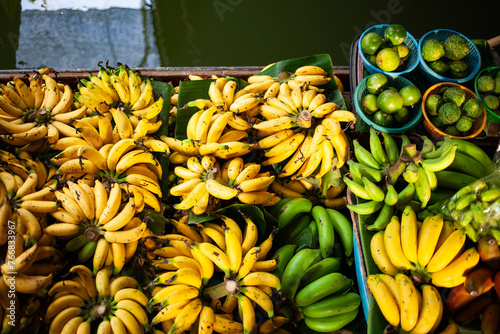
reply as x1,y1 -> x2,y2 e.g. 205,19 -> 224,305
443,34 -> 470,61
439,102 -> 461,124
428,60 -> 450,76
376,48 -> 401,72
373,110 -> 394,127
393,44 -> 410,61
426,94 -> 445,116
367,55 -> 378,67
449,60 -> 470,79
384,24 -> 407,46
366,73 -> 388,95
386,86 -> 398,92
361,32 -> 384,55
399,85 -> 421,107
431,115 -> 445,129
443,87 -> 466,107
493,78 -> 500,95
377,90 -> 404,114
361,94 -> 379,115
456,116 -> 473,132
394,106 -> 410,123
477,75 -> 495,93
484,95 -> 500,110
422,39 -> 445,62
444,125 -> 460,136
462,98 -> 483,119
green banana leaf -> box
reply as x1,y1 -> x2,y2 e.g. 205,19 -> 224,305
139,209 -> 167,236
152,80 -> 174,138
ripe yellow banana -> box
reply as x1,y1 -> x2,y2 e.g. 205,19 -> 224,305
384,216 -> 414,270
367,274 -> 400,327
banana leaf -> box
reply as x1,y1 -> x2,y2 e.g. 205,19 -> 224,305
139,209 -> 167,236
152,80 -> 174,138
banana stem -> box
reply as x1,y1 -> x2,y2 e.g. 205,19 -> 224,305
202,278 -> 240,301
296,110 -> 312,129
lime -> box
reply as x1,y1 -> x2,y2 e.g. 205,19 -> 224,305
484,95 -> 500,110
377,90 -> 404,114
428,60 -> 449,77
386,87 -> 398,92
477,75 -> 495,93
372,110 -> 394,127
361,94 -> 379,114
399,85 -> 421,107
394,106 -> 410,123
384,24 -> 407,46
393,44 -> 410,61
366,73 -> 388,95
376,48 -> 401,72
361,32 -> 384,56
444,125 -> 460,136
367,55 -> 378,67
443,87 -> 466,107
421,39 -> 445,62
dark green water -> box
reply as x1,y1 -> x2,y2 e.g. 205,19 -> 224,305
1,0 -> 499,70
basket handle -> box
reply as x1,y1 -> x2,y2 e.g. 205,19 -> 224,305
487,35 -> 500,48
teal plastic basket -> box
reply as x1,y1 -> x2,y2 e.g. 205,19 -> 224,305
358,24 -> 419,76
418,29 -> 481,84
474,66 -> 500,123
353,75 -> 422,133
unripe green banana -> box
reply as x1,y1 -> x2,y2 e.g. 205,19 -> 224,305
353,139 -> 381,170
381,131 -> 399,164
347,200 -> 384,215
480,188 -> 500,202
270,244 -> 297,280
361,176 -> 385,202
403,162 -> 419,183
421,145 -> 458,172
343,175 -> 371,200
423,135 -> 452,159
326,208 -> 353,258
447,150 -> 489,179
282,248 -> 322,300
397,182 -> 416,206
304,308 -> 359,333
267,197 -> 296,217
387,158 -> 409,185
347,160 -> 384,183
423,166 -> 438,191
420,135 -> 435,155
276,214 -> 311,249
65,234 -> 89,252
295,272 -> 349,307
435,170 -> 478,191
369,127 -> 388,166
298,257 -> 341,289
301,292 -> 361,318
291,220 -> 318,251
415,165 -> 431,209
312,205 -> 335,258
400,134 -> 411,156
366,203 -> 394,231
78,240 -> 98,263
384,183 -> 398,206
449,138 -> 494,175
277,197 -> 313,229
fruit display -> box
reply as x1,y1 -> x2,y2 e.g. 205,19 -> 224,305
360,73 -> 421,128
360,24 -> 413,72
475,68 -> 500,116
421,33 -> 471,79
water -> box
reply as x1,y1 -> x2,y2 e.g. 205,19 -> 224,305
1,0 -> 499,70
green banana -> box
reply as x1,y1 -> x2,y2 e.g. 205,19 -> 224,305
480,188 -> 500,202
78,240 -> 98,263
281,248 -> 322,300
312,205 -> 335,258
420,135 -> 435,155
449,138 -> 494,175
295,272 -> 349,307
291,220 -> 318,251
347,160 -> 385,183
455,193 -> 476,211
434,170 -> 478,190
326,208 -> 353,258
347,200 -> 384,215
362,175 -> 385,202
387,158 -> 409,185
400,134 -> 411,156
298,257 -> 342,289
447,151 -> 489,179
423,166 -> 438,191
65,234 -> 89,252
366,202 -> 394,231
397,182 -> 416,205
415,165 -> 431,209
422,135 -> 452,159
303,308 -> 359,333
277,197 -> 313,229
420,144 -> 458,172
381,131 -> 399,164
270,244 -> 297,280
343,175 -> 372,200
353,139 -> 381,170
301,292 -> 361,318
276,214 -> 311,248
267,197 -> 296,217
369,127 -> 388,166
384,183 -> 398,206
403,162 -> 419,183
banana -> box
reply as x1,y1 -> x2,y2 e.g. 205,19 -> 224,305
347,199 -> 384,215
431,247 -> 480,288
384,216 -> 414,270
281,248 -> 322,300
1,242 -> 38,275
417,215 -> 444,267
311,205 -> 335,258
367,274 -> 400,327
353,139 -> 380,169
239,271 -> 281,290
420,144 -> 458,172
48,279 -> 89,300
48,306 -> 83,334
45,295 -> 86,323
114,309 -> 142,334
276,197 -> 313,230
395,273 -> 419,332
370,231 -> 400,276
411,285 -> 442,333
403,162 -> 419,183
415,165 -> 431,209
103,223 -> 146,244
213,314 -> 244,334
196,242 -> 231,276
205,179 -> 238,200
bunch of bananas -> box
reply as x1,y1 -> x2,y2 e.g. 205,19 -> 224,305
370,206 -> 480,288
367,273 -> 443,333
0,68 -> 83,152
45,265 -> 150,333
146,212 -> 282,334
171,155 -> 279,215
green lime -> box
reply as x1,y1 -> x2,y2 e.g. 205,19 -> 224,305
484,95 -> 500,110
428,60 -> 449,77
393,44 -> 410,61
444,125 -> 460,136
384,24 -> 407,46
477,75 -> 495,93
399,85 -> 421,107
456,116 -> 473,132
438,102 -> 461,124
361,32 -> 384,56
394,106 -> 410,123
376,48 -> 401,72
377,90 -> 404,114
421,39 -> 445,62
372,110 -> 394,127
366,73 -> 389,95
367,55 -> 378,67
443,87 -> 466,107
361,94 -> 379,114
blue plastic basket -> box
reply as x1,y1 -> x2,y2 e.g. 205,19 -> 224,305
353,75 -> 422,133
358,24 -> 419,76
418,29 -> 481,84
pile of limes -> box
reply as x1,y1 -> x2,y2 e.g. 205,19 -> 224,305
361,73 -> 421,128
361,24 -> 410,72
